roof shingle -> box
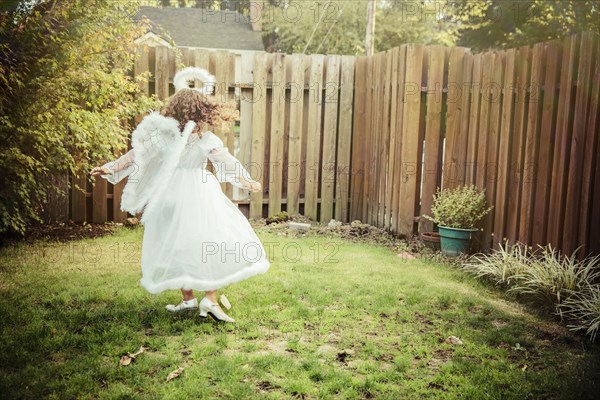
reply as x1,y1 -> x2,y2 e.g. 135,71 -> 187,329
135,6 -> 264,51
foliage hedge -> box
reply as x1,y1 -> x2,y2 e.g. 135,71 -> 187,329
0,0 -> 159,234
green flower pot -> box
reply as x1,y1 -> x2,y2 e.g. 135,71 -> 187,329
438,226 -> 478,257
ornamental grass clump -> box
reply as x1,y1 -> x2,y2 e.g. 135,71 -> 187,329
424,185 -> 493,229
508,247 -> 600,307
560,284 -> 600,341
462,243 -> 529,287
463,244 -> 600,341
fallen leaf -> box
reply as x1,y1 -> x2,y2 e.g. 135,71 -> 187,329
119,346 -> 148,367
166,367 -> 184,382
522,364 -> 528,372
397,251 -> 416,259
445,336 -> 463,345
220,294 -> 231,310
119,355 -> 132,366
130,346 -> 147,358
181,349 -> 191,356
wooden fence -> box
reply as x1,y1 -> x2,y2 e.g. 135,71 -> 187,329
353,32 -> 600,256
70,45 -> 357,223
60,32 -> 600,256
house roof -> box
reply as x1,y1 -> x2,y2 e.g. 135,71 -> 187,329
135,6 -> 264,51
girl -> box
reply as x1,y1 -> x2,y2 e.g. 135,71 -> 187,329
90,67 -> 270,323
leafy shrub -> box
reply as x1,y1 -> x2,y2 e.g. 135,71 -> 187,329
423,185 -> 493,229
0,0 -> 159,234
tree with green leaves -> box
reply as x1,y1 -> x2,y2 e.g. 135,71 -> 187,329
451,0 -> 600,51
0,0 -> 159,234
142,0 -> 253,14
261,0 -> 458,55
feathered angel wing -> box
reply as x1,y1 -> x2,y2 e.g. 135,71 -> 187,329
119,112 -> 195,219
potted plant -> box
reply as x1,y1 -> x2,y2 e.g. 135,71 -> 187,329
423,185 -> 493,257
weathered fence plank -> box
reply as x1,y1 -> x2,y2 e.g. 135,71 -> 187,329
363,55 -> 374,224
249,52 -> 268,219
350,56 -> 367,223
444,47 -> 467,190
398,45 -> 424,237
465,53 -> 482,186
421,45 -> 445,232
580,37 -> 600,254
268,53 -> 286,215
548,35 -> 579,247
531,41 -> 560,247
482,52 -> 504,251
304,55 -> 324,220
380,51 -> 393,229
155,46 -> 170,100
321,55 -> 341,222
335,55 -> 355,223
392,46 -> 407,234
506,46 -> 531,244
385,47 -> 401,231
494,49 -> 516,248
564,32 -> 594,254
287,54 -> 305,216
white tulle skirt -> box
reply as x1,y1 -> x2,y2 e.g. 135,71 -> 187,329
139,167 -> 270,294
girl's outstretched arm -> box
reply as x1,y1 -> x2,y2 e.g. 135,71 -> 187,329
201,131 -> 261,192
90,149 -> 136,184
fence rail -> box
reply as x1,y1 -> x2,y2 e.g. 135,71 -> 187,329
50,32 -> 600,256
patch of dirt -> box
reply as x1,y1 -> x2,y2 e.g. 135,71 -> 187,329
468,305 -> 483,314
49,352 -> 65,365
375,353 -> 394,362
427,382 -> 447,391
531,322 -> 578,345
2,220 -> 121,246
248,340 -> 292,357
491,320 -> 508,328
459,355 -> 483,364
316,344 -> 338,355
336,349 -> 355,364
414,312 -> 434,326
252,214 -> 412,251
256,380 -> 278,391
427,348 -> 454,371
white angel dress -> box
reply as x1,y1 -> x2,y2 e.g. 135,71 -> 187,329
99,112 -> 270,294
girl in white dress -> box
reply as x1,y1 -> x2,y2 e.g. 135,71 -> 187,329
90,67 -> 270,323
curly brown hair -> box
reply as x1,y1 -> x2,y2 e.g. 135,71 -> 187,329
160,89 -> 239,135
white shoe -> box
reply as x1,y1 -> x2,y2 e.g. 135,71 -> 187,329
199,297 -> 235,322
166,298 -> 198,312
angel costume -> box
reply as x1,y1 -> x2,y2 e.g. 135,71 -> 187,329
99,112 -> 270,294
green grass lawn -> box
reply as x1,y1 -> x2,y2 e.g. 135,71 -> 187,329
1,226 -> 599,399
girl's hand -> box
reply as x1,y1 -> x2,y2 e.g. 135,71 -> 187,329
248,181 -> 262,192
90,166 -> 111,177
239,176 -> 262,192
